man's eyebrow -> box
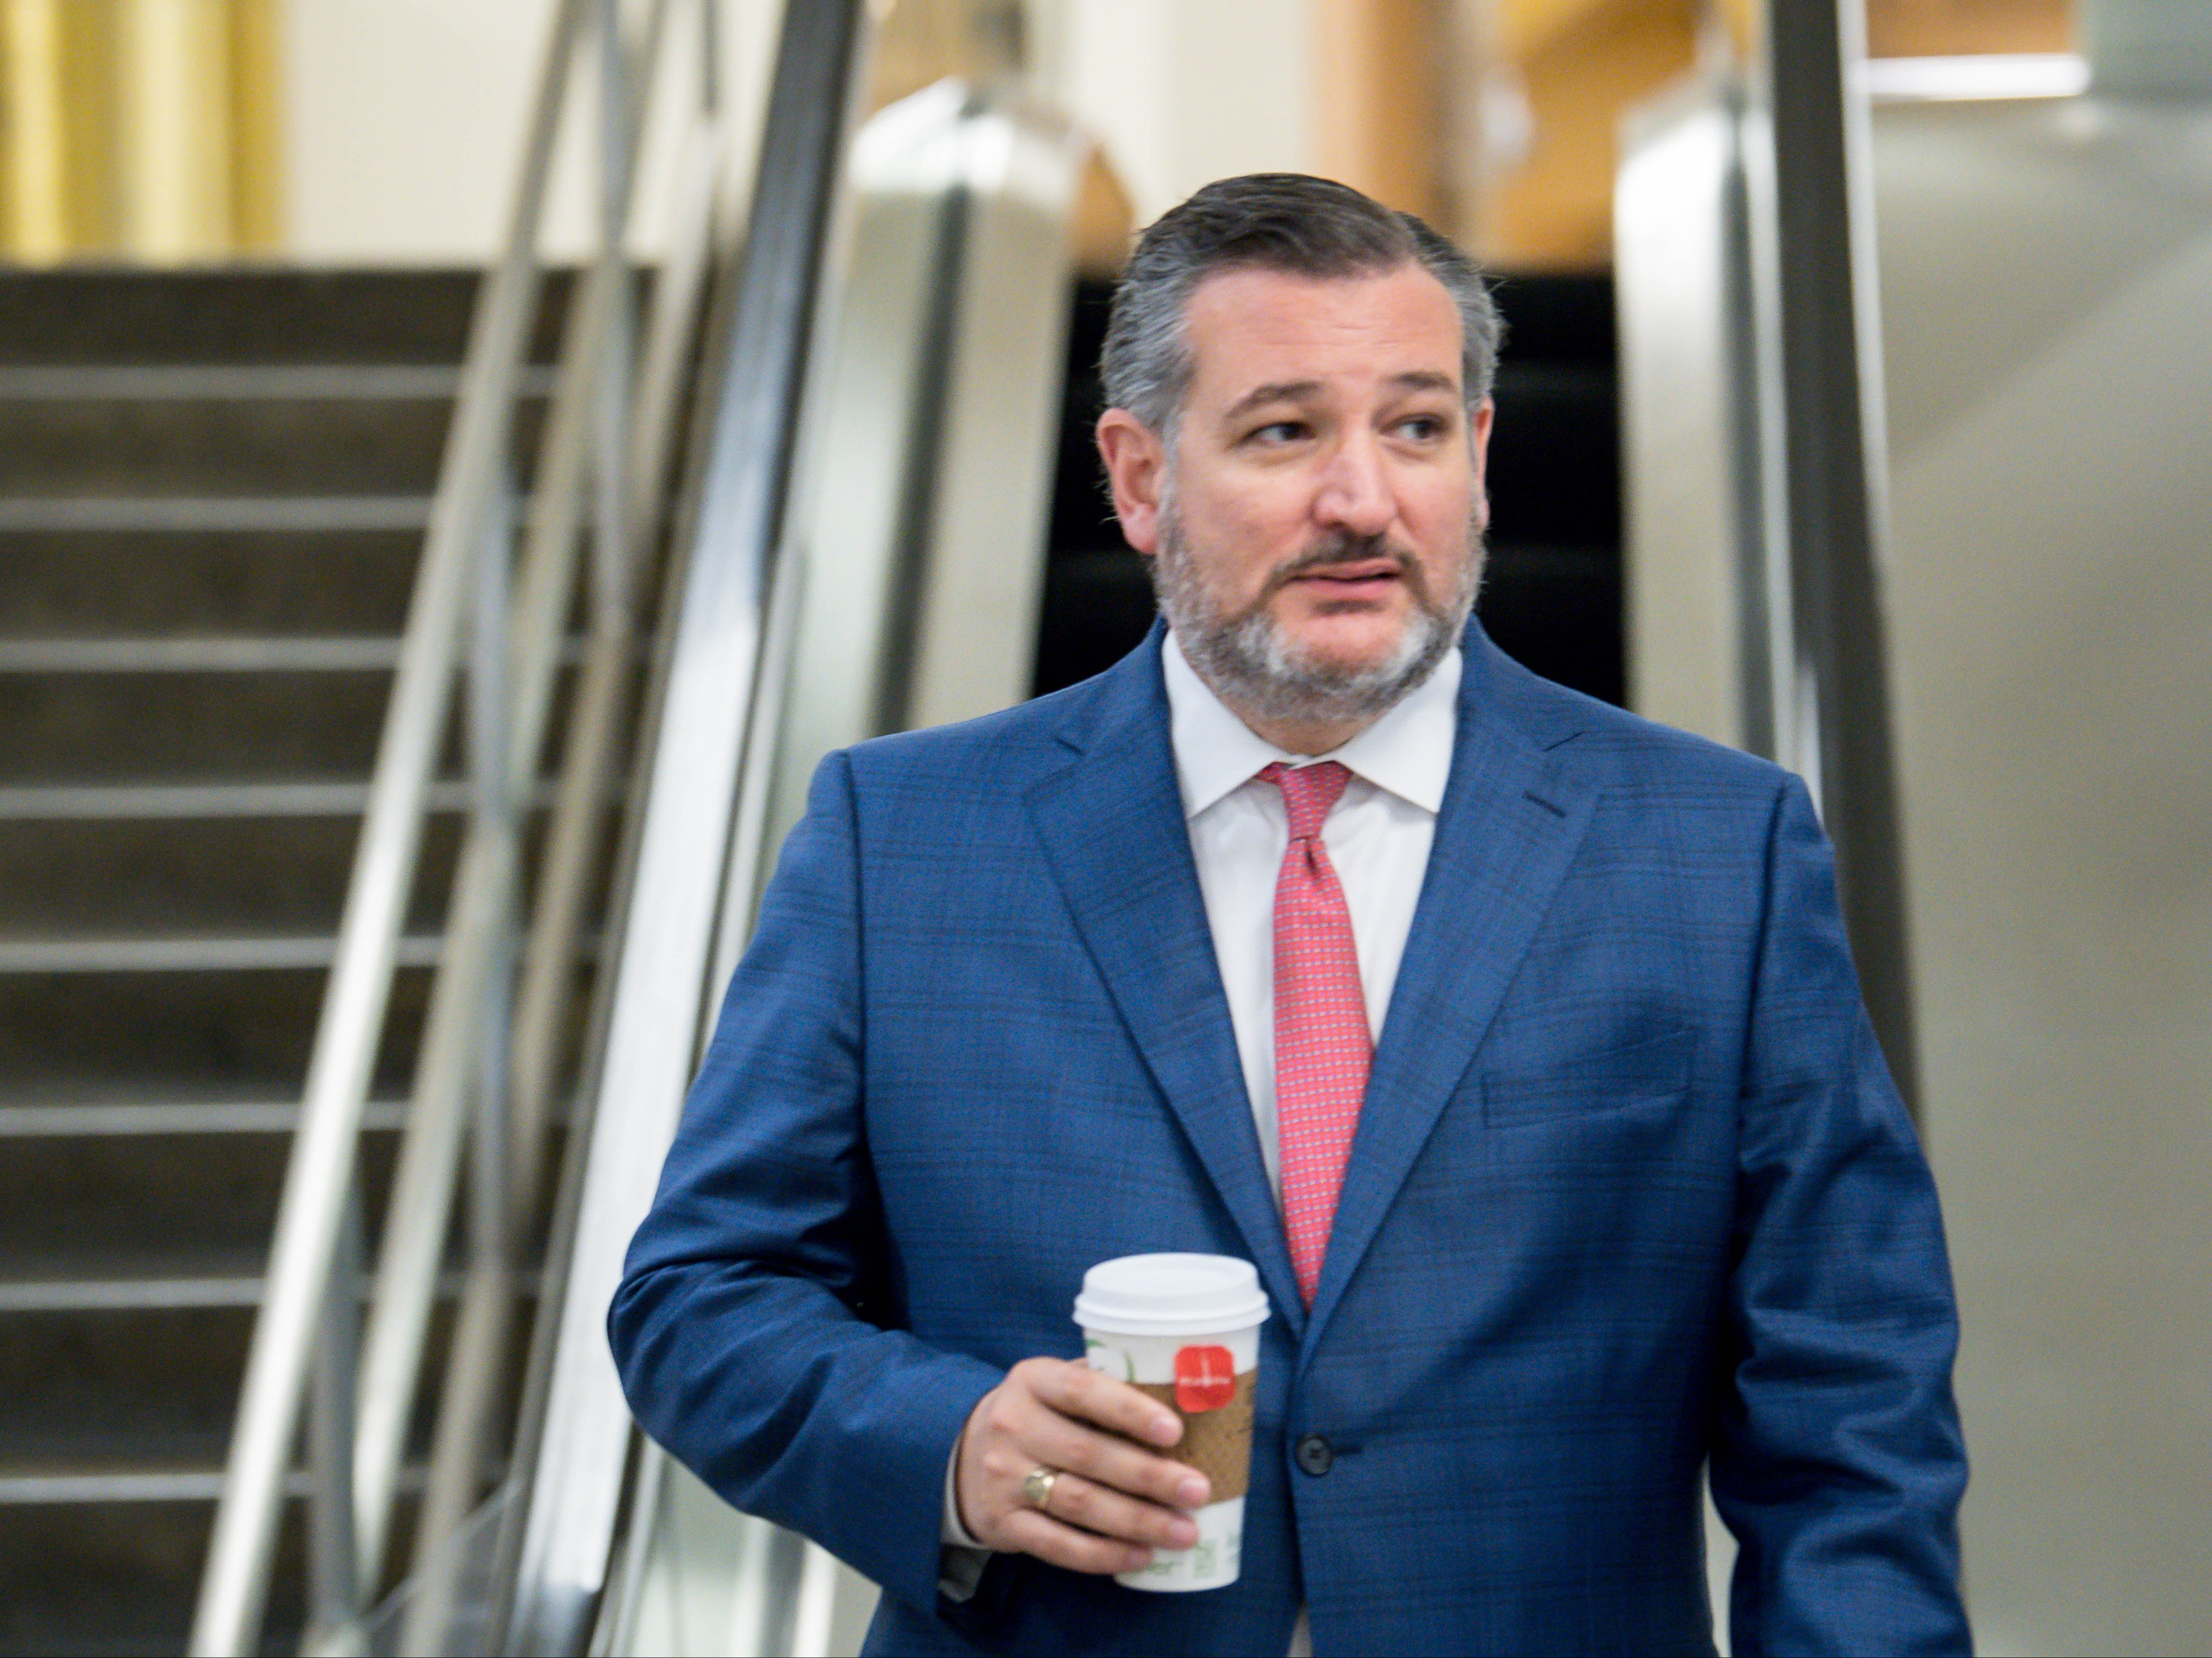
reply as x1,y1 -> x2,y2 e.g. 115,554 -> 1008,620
1387,369 -> 1459,398
1220,380 -> 1322,423
1219,369 -> 1462,425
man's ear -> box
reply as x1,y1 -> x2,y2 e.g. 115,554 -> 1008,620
1096,408 -> 1167,557
1469,397 -> 1495,536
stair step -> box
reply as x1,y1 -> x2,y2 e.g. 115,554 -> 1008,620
0,1468 -> 238,1504
0,1495 -> 310,1655
0,363 -> 555,400
0,813 -> 466,937
0,1260 -> 540,1313
0,637 -> 409,672
0,495 -> 435,533
0,1465 -> 430,1505
0,1099 -> 409,1135
0,1267 -> 276,1315
0,634 -> 597,672
0,528 -> 421,637
0,1290 -> 528,1462
0,266 -> 561,365
0,1131 -> 405,1257
0,669 -> 437,782
0,934 -> 446,973
0,778 -> 557,820
0,264 -> 597,1657
0,398 -> 522,498
0,964 -> 433,1098
0,663 -> 602,782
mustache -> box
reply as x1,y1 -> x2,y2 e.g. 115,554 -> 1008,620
1258,532 -> 1428,601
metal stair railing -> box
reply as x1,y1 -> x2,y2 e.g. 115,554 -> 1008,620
189,3 -> 731,1653
384,23 -> 738,1658
350,0 -> 697,1607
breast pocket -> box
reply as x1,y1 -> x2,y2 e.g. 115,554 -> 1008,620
1479,1025 -> 1696,1127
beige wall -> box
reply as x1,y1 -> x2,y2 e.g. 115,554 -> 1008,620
1622,84 -> 2212,1654
272,0 -> 1315,264
278,0 -> 784,263
1036,0 -> 1316,226
1874,95 -> 2212,1656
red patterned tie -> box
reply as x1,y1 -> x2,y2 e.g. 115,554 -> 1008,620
1261,760 -> 1369,1305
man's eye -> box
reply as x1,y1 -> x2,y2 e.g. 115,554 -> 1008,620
1395,415 -> 1447,440
1249,421 -> 1307,444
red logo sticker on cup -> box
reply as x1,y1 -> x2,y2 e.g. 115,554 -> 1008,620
1174,1344 -> 1237,1413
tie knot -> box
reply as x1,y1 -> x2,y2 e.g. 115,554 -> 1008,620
1261,759 -> 1352,842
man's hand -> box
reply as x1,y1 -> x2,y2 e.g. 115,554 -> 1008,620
955,1357 -> 1212,1574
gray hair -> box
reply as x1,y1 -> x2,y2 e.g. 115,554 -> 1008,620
1100,173 -> 1503,438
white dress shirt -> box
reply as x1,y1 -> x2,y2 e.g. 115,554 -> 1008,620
1162,629 -> 1460,1202
941,633 -> 1462,1632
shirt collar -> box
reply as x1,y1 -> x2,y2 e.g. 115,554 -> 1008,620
1162,629 -> 1461,821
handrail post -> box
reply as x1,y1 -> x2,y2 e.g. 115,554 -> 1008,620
304,1185 -> 365,1648
348,272 -> 595,1599
595,0 -> 635,643
389,416 -> 520,1658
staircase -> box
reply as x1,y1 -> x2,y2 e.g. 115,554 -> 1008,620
0,269 -> 559,1657
1031,272 -> 1623,706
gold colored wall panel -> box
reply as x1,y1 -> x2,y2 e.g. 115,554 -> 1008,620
3,0 -> 70,258
0,0 -> 280,262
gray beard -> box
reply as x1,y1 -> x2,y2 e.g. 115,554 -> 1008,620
1149,499 -> 1484,733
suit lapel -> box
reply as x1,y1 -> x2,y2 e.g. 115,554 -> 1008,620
1025,632 -> 1306,1334
1302,632 -> 1599,1349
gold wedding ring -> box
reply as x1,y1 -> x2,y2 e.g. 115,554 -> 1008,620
1022,1466 -> 1059,1510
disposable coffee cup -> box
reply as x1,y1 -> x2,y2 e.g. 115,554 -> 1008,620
1074,1252 -> 1269,1592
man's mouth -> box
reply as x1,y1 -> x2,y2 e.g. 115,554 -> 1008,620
1286,559 -> 1404,598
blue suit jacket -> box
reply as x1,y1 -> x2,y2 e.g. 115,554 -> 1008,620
610,622 -> 1969,1656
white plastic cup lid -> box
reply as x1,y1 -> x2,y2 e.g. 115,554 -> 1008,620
1072,1253 -> 1271,1336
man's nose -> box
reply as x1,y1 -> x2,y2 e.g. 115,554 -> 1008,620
1312,433 -> 1395,537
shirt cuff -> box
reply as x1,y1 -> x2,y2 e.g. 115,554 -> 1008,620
939,1426 -> 992,1600
941,1434 -> 986,1548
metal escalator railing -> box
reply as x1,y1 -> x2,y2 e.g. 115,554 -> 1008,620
495,3 -> 874,1649
1613,0 -> 1917,1110
575,74 -> 1097,1658
191,3 -> 735,1652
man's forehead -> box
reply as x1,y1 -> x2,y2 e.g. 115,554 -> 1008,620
1181,262 -> 1462,404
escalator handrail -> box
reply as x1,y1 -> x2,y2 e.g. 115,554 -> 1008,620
497,3 -> 875,1652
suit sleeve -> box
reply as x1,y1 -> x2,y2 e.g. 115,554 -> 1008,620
1712,774 -> 1973,1656
607,749 -> 1003,1616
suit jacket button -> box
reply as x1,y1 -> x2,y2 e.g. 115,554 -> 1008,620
1295,1434 -> 1334,1476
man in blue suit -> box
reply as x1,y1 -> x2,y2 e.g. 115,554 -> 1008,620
610,174 -> 1968,1655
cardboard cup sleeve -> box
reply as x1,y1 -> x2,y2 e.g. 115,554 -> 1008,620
1133,1369 -> 1257,1499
